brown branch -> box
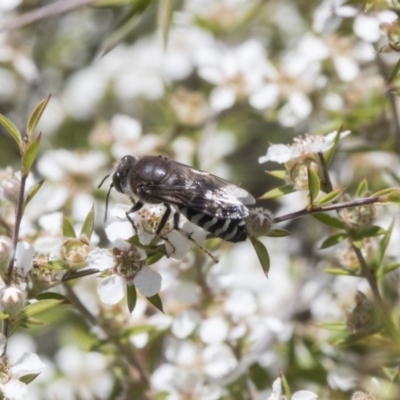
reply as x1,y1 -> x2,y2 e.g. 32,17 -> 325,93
0,0 -> 95,33
6,175 -> 27,284
273,196 -> 382,224
374,47 -> 400,154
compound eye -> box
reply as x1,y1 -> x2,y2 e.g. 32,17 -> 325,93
112,172 -> 123,193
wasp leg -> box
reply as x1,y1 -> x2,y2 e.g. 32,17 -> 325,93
173,212 -> 180,229
173,212 -> 219,263
125,201 -> 144,235
155,204 -> 176,256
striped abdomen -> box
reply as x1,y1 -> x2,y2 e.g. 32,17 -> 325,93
179,207 -> 248,243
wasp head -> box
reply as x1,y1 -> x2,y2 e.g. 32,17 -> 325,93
98,155 -> 139,222
112,155 -> 138,194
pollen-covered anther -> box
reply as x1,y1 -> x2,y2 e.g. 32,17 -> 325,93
139,207 -> 173,236
246,208 -> 273,238
0,286 -> 26,316
112,245 -> 146,281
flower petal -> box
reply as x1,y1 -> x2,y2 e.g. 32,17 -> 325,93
86,248 -> 114,271
105,221 -> 134,242
292,390 -> 318,400
134,267 -> 162,297
11,352 -> 46,378
97,275 -> 126,304
1,379 -> 27,400
268,377 -> 282,400
15,242 -> 34,275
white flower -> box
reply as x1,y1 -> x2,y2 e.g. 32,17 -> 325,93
197,39 -> 274,112
50,345 -> 112,400
118,204 -> 204,260
37,150 -> 107,182
94,239 -> 161,304
259,130 -> 350,164
268,377 -> 318,400
0,334 -> 46,400
110,114 -> 161,159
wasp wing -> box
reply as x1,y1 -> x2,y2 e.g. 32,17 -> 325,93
145,163 -> 255,219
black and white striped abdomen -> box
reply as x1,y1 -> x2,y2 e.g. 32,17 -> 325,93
179,207 -> 248,243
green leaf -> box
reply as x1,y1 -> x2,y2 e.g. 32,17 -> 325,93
19,373 -> 40,385
20,299 -> 63,319
250,236 -> 270,277
23,178 -> 45,211
121,324 -> 156,338
21,133 -> 41,177
267,228 -> 290,237
348,225 -> 386,241
63,216 -> 76,238
127,284 -> 137,313
320,233 -> 347,249
46,260 -> 71,271
388,57 -> 400,83
27,95 -> 51,139
356,178 -> 368,197
266,170 -> 287,180
97,0 -> 151,56
307,167 -> 320,205
381,190 -> 400,203
259,184 -> 294,200
312,213 -> 346,229
0,312 -> 9,320
0,114 -> 22,147
147,293 -> 164,313
80,205 -> 95,240
280,373 -> 292,400
36,292 -> 72,304
324,268 -> 356,276
146,251 -> 165,266
372,187 -> 399,197
317,321 -> 347,331
324,126 -> 343,166
315,189 -> 344,206
158,0 -> 172,48
375,220 -> 394,270
377,262 -> 400,278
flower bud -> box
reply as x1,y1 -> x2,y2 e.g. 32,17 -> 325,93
0,236 -> 13,272
346,291 -> 378,335
351,391 -> 376,400
286,156 -> 323,190
0,286 -> 26,316
381,22 -> 400,52
339,195 -> 377,228
60,238 -> 91,270
246,208 -> 273,238
2,175 -> 20,206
